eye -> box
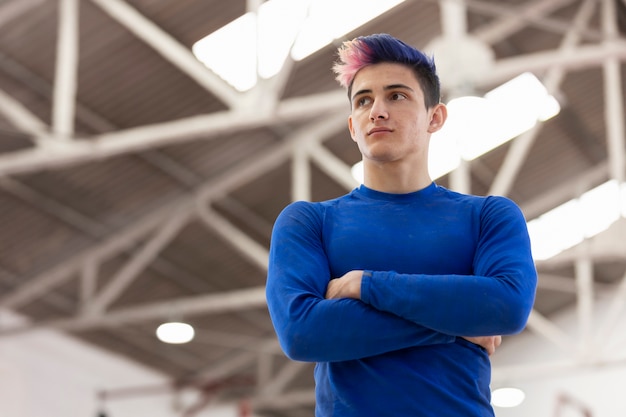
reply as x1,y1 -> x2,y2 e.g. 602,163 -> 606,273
390,92 -> 407,101
355,96 -> 372,108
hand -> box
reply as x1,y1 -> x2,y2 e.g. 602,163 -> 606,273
325,270 -> 363,299
462,335 -> 502,356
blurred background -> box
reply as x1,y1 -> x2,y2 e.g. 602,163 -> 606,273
0,0 -> 625,416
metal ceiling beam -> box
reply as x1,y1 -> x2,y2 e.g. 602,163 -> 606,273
0,132 -> 299,312
87,0 -> 240,109
525,309 -> 577,354
197,115 -> 350,273
520,162 -> 610,220
52,0 -> 78,138
473,0 -> 577,45
289,112 -> 351,202
191,351 -> 258,386
0,88 -> 48,138
489,0 -> 596,197
0,176 -> 107,238
0,116 -> 355,332
467,0 -> 603,42
257,360 -> 308,398
0,198 -> 188,309
539,217 -> 626,268
0,39 -> 621,177
474,41 -> 626,90
0,286 -> 267,335
196,206 -> 269,272
85,204 -> 194,315
0,0 -> 44,28
0,90 -> 346,176
192,329 -> 280,354
307,140 -> 359,192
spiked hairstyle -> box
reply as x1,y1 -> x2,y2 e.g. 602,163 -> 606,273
332,33 -> 441,108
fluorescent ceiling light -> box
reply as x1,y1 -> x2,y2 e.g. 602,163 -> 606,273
527,180 -> 626,260
491,387 -> 525,408
156,321 -> 195,344
429,72 -> 560,179
192,0 -> 405,91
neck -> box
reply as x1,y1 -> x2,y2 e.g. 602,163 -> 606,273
362,161 -> 432,194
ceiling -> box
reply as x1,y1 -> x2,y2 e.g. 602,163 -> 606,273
0,0 -> 625,415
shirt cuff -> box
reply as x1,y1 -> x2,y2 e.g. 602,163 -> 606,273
360,270 -> 373,304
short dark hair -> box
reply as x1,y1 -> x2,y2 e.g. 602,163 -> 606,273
332,33 -> 441,108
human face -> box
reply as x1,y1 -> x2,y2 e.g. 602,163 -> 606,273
348,62 -> 446,171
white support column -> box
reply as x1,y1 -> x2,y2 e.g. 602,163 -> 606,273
440,0 -> 467,38
256,352 -> 273,389
289,113 -> 351,202
52,0 -> 79,139
449,159 -> 471,193
79,259 -> 98,311
291,142 -> 311,202
574,250 -> 594,359
601,0 -> 626,184
595,269 -> 626,353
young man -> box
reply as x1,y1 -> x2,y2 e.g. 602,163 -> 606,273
265,33 -> 537,416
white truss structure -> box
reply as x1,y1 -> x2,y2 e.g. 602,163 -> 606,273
0,0 -> 624,413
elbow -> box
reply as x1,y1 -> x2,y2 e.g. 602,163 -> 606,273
276,323 -> 317,362
499,271 -> 537,335
506,309 -> 531,335
502,297 -> 535,335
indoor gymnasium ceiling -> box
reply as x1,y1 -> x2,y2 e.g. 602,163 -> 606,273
0,0 -> 625,416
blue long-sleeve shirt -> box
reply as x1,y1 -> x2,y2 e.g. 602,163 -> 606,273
266,182 -> 537,416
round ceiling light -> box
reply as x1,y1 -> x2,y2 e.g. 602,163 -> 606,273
491,387 -> 525,408
156,321 -> 195,344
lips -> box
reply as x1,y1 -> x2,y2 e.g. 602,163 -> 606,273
368,127 -> 392,135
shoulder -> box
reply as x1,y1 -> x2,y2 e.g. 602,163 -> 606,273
436,186 -> 523,215
275,193 -> 351,227
482,195 -> 526,220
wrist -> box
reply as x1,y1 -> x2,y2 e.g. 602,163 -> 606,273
359,270 -> 372,302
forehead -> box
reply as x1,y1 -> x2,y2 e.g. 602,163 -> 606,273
352,62 -> 421,91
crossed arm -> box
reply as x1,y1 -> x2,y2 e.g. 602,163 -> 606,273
266,198 -> 535,362
326,270 -> 502,355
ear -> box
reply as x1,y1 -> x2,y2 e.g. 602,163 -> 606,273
348,115 -> 357,142
427,103 -> 447,134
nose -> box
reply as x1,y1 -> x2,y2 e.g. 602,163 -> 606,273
369,100 -> 389,121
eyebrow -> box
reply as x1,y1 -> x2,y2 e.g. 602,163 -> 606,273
351,83 -> 415,103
